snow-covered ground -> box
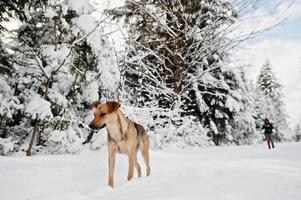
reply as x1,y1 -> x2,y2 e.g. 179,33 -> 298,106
1,143 -> 301,200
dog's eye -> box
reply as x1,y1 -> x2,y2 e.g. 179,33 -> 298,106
100,113 -> 106,117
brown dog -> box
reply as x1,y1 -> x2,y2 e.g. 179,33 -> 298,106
89,101 -> 151,188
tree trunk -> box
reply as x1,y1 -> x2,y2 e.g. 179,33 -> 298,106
212,133 -> 217,146
44,75 -> 53,99
36,123 -> 46,146
26,118 -> 39,156
54,18 -> 58,51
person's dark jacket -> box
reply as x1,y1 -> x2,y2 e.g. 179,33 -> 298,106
262,123 -> 273,134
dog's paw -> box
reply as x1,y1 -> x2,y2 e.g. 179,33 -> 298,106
108,180 -> 114,188
127,175 -> 133,181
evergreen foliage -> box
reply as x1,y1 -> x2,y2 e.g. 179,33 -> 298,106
256,60 -> 289,141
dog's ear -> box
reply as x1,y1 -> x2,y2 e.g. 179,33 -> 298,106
107,101 -> 120,112
90,101 -> 101,110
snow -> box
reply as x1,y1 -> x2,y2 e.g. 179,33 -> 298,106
1,143 -> 300,200
42,45 -> 71,71
45,7 -> 56,18
67,0 -> 94,14
25,95 -> 53,120
46,128 -> 83,154
82,80 -> 99,103
225,96 -> 241,112
210,120 -> 218,134
0,137 -> 14,155
73,14 -> 97,34
48,89 -> 68,108
0,77 -> 23,119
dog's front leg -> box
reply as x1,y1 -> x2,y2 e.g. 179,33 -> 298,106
127,148 -> 135,181
108,142 -> 117,188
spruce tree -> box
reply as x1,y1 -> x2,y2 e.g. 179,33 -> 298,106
257,60 -> 289,141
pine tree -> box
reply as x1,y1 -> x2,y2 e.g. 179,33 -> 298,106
257,60 -> 289,141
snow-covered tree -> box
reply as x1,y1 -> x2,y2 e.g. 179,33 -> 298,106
0,1 -> 32,74
0,0 -> 119,155
108,0 -> 258,145
256,60 -> 289,141
110,0 -> 237,107
224,70 -> 261,145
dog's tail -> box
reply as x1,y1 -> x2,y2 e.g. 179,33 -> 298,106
134,122 -> 149,148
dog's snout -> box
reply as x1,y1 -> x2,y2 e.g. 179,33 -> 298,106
89,123 -> 95,129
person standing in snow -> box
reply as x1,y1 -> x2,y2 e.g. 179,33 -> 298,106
262,118 -> 275,149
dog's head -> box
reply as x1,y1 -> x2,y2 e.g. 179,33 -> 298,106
89,101 -> 121,130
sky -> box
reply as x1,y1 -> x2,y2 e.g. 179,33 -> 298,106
234,0 -> 301,129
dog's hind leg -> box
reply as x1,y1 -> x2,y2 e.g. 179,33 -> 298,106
141,135 -> 151,176
135,154 -> 141,177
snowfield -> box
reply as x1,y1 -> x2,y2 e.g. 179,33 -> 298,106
1,143 -> 301,200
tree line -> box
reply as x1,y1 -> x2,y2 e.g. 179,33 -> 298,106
0,0 -> 294,155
